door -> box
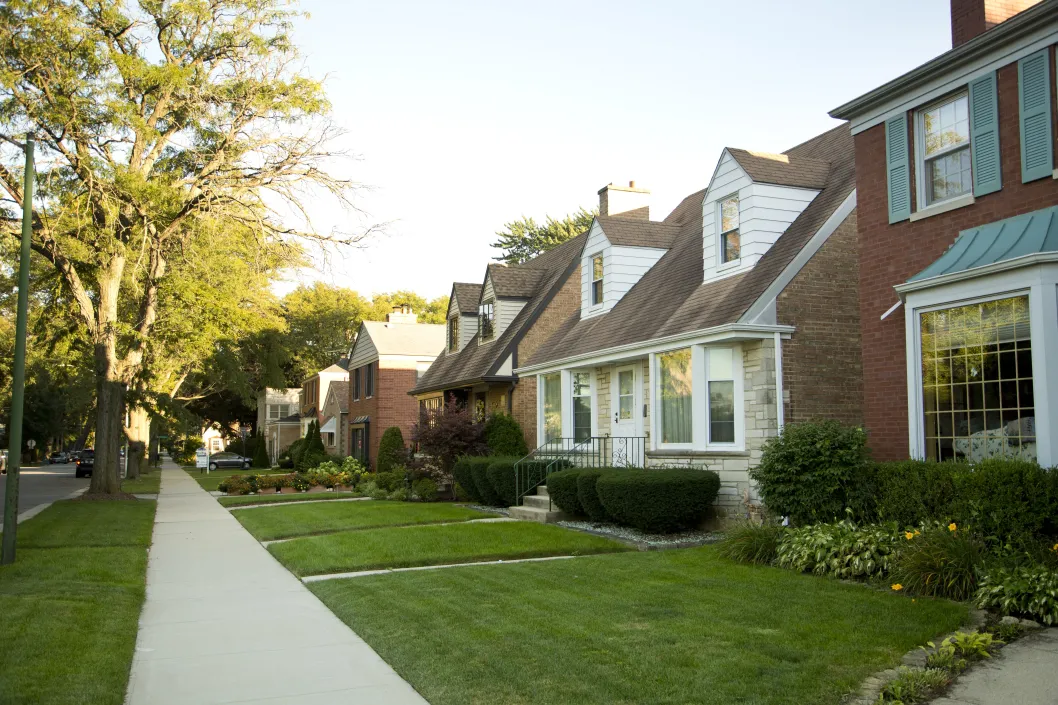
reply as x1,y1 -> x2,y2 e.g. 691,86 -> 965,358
610,365 -> 644,467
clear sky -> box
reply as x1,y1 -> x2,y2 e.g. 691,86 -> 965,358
284,0 -> 953,299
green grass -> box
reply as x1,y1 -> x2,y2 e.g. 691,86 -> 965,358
234,500 -> 497,541
0,499 -> 156,705
311,547 -> 968,705
183,466 -> 286,491
219,492 -> 364,507
270,521 -> 629,576
121,471 -> 161,494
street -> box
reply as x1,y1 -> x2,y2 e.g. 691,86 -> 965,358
0,462 -> 89,522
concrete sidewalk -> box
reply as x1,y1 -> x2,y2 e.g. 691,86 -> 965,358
933,628 -> 1058,705
125,461 -> 428,705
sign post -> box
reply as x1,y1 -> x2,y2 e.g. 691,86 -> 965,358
195,448 -> 210,474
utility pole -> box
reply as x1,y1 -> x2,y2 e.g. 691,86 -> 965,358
2,136 -> 35,565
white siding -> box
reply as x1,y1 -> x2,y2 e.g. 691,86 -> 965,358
348,331 -> 378,369
580,224 -> 665,319
479,272 -> 524,341
581,223 -> 611,318
460,314 -> 476,348
447,295 -> 461,319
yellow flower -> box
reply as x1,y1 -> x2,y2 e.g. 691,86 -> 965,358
914,530 -> 921,536
905,531 -> 915,540
891,583 -> 904,591
1052,543 -> 1058,553
948,523 -> 957,532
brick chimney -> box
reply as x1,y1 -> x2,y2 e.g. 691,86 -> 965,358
598,181 -> 650,220
951,0 -> 1042,47
386,304 -> 417,325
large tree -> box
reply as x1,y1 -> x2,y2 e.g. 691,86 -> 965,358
0,0 -> 365,493
491,208 -> 595,265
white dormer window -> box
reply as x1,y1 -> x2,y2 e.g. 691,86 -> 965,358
591,254 -> 604,306
719,195 -> 740,264
478,300 -> 495,341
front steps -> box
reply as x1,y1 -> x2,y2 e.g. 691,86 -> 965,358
508,485 -> 567,523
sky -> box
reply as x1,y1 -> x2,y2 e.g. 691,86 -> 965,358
282,0 -> 954,299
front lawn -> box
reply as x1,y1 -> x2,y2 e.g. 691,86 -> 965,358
184,466 -> 286,491
219,492 -> 364,508
270,520 -> 629,576
234,500 -> 497,541
311,547 -> 968,705
121,471 -> 161,494
0,499 -> 156,705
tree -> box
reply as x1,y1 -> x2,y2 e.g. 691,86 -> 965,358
369,291 -> 449,325
491,208 -> 595,265
483,413 -> 528,457
376,426 -> 406,473
411,400 -> 487,473
282,283 -> 371,383
252,434 -> 270,469
0,0 -> 368,493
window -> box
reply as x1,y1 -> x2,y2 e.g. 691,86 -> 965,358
719,195 -> 740,264
479,300 -> 495,341
324,432 -> 335,446
617,369 -> 635,421
918,93 -> 971,207
448,316 -> 460,352
543,373 -> 562,443
365,363 -> 374,397
267,403 -> 291,420
920,295 -> 1035,462
707,348 -> 736,444
351,427 -> 367,464
353,368 -> 361,400
658,348 -> 692,444
421,396 -> 442,411
572,372 -> 591,442
591,254 -> 604,306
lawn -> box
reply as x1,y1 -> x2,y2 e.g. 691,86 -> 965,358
0,499 -> 156,705
219,492 -> 364,508
311,547 -> 968,705
183,466 -> 287,491
270,520 -> 629,576
234,500 -> 497,541
121,471 -> 161,494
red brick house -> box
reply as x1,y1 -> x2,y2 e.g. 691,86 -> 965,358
347,307 -> 445,468
830,0 -> 1058,465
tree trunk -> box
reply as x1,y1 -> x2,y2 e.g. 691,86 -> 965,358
74,410 -> 94,451
89,258 -> 128,495
148,419 -> 160,467
125,405 -> 150,480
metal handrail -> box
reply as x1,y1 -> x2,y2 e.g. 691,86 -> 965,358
513,435 -> 647,505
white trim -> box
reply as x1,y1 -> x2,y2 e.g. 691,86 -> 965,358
913,91 -> 972,214
895,252 -> 1058,295
909,192 -> 976,222
880,299 -> 904,321
652,349 -> 694,451
610,363 -> 643,439
774,332 -> 784,432
717,193 -> 741,268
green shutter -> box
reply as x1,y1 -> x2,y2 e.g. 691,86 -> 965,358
885,113 -> 911,223
969,71 -> 1002,196
1018,48 -> 1053,183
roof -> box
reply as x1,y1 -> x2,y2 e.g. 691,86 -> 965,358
907,205 -> 1058,283
596,216 -> 682,248
275,413 -> 301,424
452,283 -> 482,315
521,123 -> 856,368
359,320 -> 445,356
487,264 -> 547,298
411,233 -> 585,395
329,381 -> 350,414
336,358 -> 350,371
727,148 -> 830,189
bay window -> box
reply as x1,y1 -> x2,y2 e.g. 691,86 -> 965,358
658,348 -> 693,444
572,371 -> 592,442
543,372 -> 562,443
707,348 -> 736,444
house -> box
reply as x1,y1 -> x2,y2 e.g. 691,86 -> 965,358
410,225 -> 589,448
201,425 -> 226,453
320,381 -> 349,456
829,0 -> 1057,465
514,125 -> 862,517
299,363 -> 349,436
256,387 -> 301,464
347,306 -> 445,467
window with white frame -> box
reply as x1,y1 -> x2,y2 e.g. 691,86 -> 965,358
591,254 -> 604,306
657,348 -> 693,444
572,372 -> 591,442
617,369 -> 635,422
542,373 -> 562,443
267,403 -> 291,420
479,300 -> 495,341
917,93 -> 971,207
719,195 -> 740,264
707,348 -> 736,444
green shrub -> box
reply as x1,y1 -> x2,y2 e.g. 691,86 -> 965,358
877,667 -> 951,704
373,471 -> 406,493
452,457 -> 491,504
776,519 -> 901,579
976,564 -> 1058,625
388,487 -> 409,502
376,427 -> 407,473
412,477 -> 439,502
290,473 -> 311,492
252,437 -> 270,469
486,458 -> 519,507
546,469 -> 584,516
576,469 -> 613,522
890,525 -> 983,601
596,469 -> 720,533
869,460 -> 960,526
296,449 -> 329,473
951,459 -> 1057,547
483,413 -> 528,457
471,460 -> 505,507
716,522 -> 786,565
287,438 -> 306,466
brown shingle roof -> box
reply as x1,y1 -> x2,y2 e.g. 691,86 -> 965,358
487,264 -> 547,298
596,216 -> 682,249
452,283 -> 482,315
330,381 -> 350,414
727,148 -> 830,189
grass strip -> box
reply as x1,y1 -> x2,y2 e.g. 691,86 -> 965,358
270,520 -> 628,576
183,467 -> 287,492
121,471 -> 161,494
220,492 -> 364,508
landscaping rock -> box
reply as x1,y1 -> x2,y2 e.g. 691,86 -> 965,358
1019,618 -> 1042,629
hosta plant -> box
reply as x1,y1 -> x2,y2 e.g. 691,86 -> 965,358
975,564 -> 1058,625
776,518 -> 901,579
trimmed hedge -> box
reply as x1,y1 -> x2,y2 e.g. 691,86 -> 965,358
471,459 -> 505,507
596,469 -> 720,533
546,469 -> 584,516
577,469 -> 613,522
483,413 -> 529,457
452,456 -> 490,504
376,427 -> 407,473
486,458 -> 518,507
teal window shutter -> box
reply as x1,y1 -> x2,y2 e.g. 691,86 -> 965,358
969,71 -> 1002,196
885,114 -> 911,223
1018,48 -> 1053,183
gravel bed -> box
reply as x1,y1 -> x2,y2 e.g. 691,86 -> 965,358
556,519 -> 723,549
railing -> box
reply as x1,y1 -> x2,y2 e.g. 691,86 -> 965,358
513,436 -> 647,506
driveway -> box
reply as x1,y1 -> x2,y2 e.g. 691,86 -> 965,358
0,462 -> 89,522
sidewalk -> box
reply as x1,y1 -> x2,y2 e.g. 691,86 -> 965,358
125,461 -> 428,705
933,628 -> 1058,705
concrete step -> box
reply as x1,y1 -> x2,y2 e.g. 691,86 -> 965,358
536,485 -> 549,498
508,505 -> 567,524
522,494 -> 553,510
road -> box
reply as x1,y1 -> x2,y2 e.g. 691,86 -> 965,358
0,462 -> 89,523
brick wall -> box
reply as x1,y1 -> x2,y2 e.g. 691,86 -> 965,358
373,367 -> 420,469
952,0 -> 1042,47
347,365 -> 378,466
776,211 -> 864,426
855,50 -> 1058,460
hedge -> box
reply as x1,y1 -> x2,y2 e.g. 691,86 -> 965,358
483,413 -> 529,457
596,469 -> 720,533
546,469 -> 584,516
485,458 -> 518,507
471,459 -> 506,507
577,469 -> 613,522
452,456 -> 492,504
376,427 -> 407,473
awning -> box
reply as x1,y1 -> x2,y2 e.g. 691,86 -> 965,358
320,416 -> 337,434
351,415 -> 370,425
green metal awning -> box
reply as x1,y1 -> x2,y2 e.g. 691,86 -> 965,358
907,205 -> 1058,284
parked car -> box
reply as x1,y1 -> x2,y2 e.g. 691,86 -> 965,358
207,452 -> 252,472
75,449 -> 94,478
49,451 -> 69,464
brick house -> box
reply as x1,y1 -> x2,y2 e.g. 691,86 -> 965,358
830,0 -> 1058,465
347,307 -> 445,468
515,126 -> 863,517
299,363 -> 348,437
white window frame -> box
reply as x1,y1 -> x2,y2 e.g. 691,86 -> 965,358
571,369 -> 595,442
650,346 -> 697,451
914,91 -> 972,211
717,194 -> 741,270
590,253 -> 604,307
703,346 -> 743,450
537,372 -> 564,446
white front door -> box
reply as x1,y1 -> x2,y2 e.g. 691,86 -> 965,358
610,365 -> 644,466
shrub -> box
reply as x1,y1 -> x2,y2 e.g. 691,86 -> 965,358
412,477 -> 439,502
218,476 -> 251,495
388,487 -> 409,502
596,469 -> 720,533
868,460 -> 959,525
452,457 -> 491,504
576,469 -> 613,522
546,469 -> 584,516
376,427 -> 407,473
290,473 -> 311,492
749,420 -> 869,525
975,564 -> 1058,625
877,667 -> 951,704
471,461 -> 505,507
890,525 -> 983,601
486,458 -> 519,507
951,459 -> 1058,547
412,399 -> 487,472
286,438 -> 306,467
716,522 -> 786,565
373,471 -> 406,493
483,413 -> 528,457
776,519 -> 901,579
256,475 -> 276,492
252,438 -> 271,469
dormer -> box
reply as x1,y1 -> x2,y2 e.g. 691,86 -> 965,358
702,148 -> 827,283
446,283 -> 480,352
477,264 -> 544,345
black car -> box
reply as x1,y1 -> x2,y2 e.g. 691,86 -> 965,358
207,452 -> 252,472
75,449 -> 94,478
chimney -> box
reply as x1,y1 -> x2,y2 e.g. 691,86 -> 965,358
386,304 -> 417,325
951,0 -> 1041,47
598,181 -> 650,220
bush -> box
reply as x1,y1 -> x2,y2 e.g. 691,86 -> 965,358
252,437 -> 270,469
577,469 -> 613,522
373,470 -> 406,493
716,522 -> 786,565
452,457 -> 491,504
890,525 -> 983,601
877,667 -> 951,704
486,458 -> 519,507
471,461 -> 505,507
483,413 -> 528,457
376,427 -> 407,473
412,477 -> 439,502
951,459 -> 1058,547
775,519 -> 901,579
296,449 -> 329,473
412,400 -> 487,472
546,469 -> 584,516
596,469 -> 720,533
869,460 -> 959,526
750,420 -> 869,525
286,438 -> 306,467
218,475 -> 251,495
976,564 -> 1058,625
